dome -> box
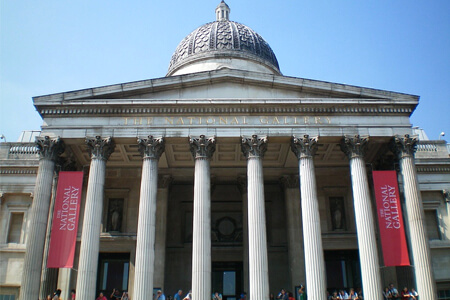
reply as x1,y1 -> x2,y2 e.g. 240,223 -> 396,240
167,2 -> 280,76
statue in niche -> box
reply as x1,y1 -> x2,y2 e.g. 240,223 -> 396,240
330,197 -> 345,230
107,198 -> 123,232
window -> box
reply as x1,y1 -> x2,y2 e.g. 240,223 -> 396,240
439,289 -> 450,300
0,295 -> 16,300
424,210 -> 441,240
7,212 -> 24,243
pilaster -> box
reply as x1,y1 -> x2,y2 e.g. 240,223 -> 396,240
280,175 -> 305,290
154,175 -> 173,289
237,175 -> 249,294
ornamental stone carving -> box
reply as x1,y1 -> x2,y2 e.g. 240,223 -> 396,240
35,136 -> 65,162
390,134 -> 418,159
241,135 -> 268,158
189,135 -> 216,159
85,136 -> 115,161
340,135 -> 369,159
137,136 -> 165,160
291,135 -> 318,159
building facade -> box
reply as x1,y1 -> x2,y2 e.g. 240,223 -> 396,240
1,2 -> 449,300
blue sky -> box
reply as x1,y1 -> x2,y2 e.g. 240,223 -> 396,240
1,1 -> 449,142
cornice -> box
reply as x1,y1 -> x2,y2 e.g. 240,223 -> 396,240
0,168 -> 38,175
416,166 -> 450,173
36,101 -> 415,117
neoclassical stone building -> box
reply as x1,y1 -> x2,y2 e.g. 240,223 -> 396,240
1,2 -> 449,300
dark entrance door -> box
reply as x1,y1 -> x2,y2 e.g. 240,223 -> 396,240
325,250 -> 362,292
97,253 -> 130,295
212,262 -> 243,300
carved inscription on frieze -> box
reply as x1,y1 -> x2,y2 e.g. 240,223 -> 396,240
122,115 -> 332,126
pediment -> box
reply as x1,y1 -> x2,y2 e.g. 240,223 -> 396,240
33,68 -> 418,106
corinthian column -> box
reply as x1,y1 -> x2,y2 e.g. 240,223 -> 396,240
241,135 -> 269,300
76,136 -> 115,300
189,135 -> 216,300
20,136 -> 64,300
391,135 -> 437,299
133,136 -> 165,300
291,135 -> 326,300
340,135 -> 381,300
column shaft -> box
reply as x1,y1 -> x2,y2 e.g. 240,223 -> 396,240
299,157 -> 326,300
247,157 -> 270,300
349,156 -> 382,300
39,174 -> 59,300
133,158 -> 159,299
21,159 -> 56,300
192,157 -> 212,300
76,158 -> 106,299
400,155 -> 436,299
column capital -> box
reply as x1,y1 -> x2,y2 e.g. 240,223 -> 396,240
291,135 -> 318,159
340,135 -> 369,159
241,135 -> 268,159
86,136 -> 115,161
237,175 -> 247,195
390,134 -> 418,159
138,136 -> 165,160
158,175 -> 173,189
280,175 -> 299,189
35,136 -> 65,162
189,135 -> 216,159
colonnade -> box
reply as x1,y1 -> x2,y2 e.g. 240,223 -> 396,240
20,134 -> 437,300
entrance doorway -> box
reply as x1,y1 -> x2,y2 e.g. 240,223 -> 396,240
97,253 -> 130,294
212,262 -> 243,300
325,250 -> 362,292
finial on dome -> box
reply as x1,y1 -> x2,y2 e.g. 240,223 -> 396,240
215,1 -> 230,21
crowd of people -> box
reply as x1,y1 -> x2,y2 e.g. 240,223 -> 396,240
45,283 -> 419,300
327,288 -> 362,300
383,284 -> 419,300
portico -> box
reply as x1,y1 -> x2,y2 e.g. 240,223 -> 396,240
11,2 -> 441,300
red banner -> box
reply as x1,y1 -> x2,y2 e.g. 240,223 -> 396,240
47,171 -> 83,268
372,171 -> 410,266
